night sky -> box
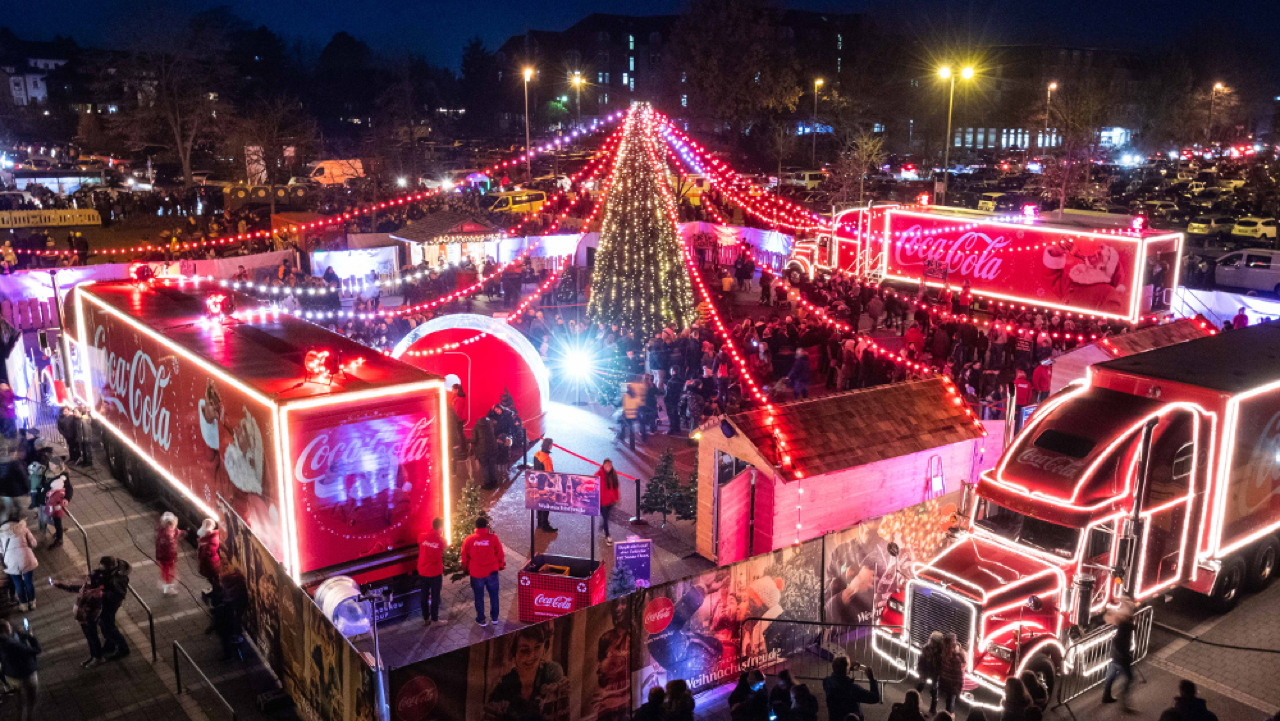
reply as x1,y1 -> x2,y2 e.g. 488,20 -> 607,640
2,0 -> 1277,73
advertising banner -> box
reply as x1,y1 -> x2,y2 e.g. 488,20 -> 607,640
221,499 -> 377,721
79,298 -> 285,559
822,493 -> 961,625
634,542 -> 822,698
524,471 -> 601,517
288,393 -> 443,574
312,247 -> 399,282
884,210 -> 1142,318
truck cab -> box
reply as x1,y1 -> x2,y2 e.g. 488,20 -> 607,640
879,324 -> 1280,705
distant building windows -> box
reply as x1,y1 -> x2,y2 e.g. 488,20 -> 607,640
682,94 -> 688,107
629,56 -> 635,72
681,72 -> 687,83
628,34 -> 635,50
598,72 -> 609,84
837,33 -> 843,50
629,76 -> 635,91
873,123 -> 884,132
622,72 -> 628,86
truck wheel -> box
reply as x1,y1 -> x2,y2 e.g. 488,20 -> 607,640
1211,557 -> 1246,610
1245,536 -> 1280,591
123,458 -> 158,502
1025,655 -> 1057,701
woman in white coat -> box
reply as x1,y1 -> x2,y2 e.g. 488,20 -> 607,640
0,518 -> 39,611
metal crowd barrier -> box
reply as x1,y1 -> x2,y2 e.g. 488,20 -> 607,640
1056,605 -> 1154,705
744,618 -> 911,685
62,509 -> 159,662
173,641 -> 236,720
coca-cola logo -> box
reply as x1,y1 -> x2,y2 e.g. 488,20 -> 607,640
892,225 -> 1009,282
533,593 -> 574,610
295,416 -> 433,484
643,596 -> 675,634
394,675 -> 439,721
1015,447 -> 1087,478
93,322 -> 173,449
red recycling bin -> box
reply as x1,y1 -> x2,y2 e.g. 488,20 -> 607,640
517,554 -> 606,623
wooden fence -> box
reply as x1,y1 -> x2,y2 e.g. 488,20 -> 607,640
1,298 -> 60,330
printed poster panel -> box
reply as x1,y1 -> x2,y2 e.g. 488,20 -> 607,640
634,541 -> 821,699
478,620 -> 573,721
389,648 -> 471,721
885,210 -> 1140,318
221,499 -> 376,721
81,299 -> 285,558
578,598 -> 634,721
524,471 -> 601,517
290,393 -> 443,573
822,493 -> 961,625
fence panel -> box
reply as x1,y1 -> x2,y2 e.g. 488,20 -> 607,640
1057,606 -> 1154,705
745,619 -> 911,684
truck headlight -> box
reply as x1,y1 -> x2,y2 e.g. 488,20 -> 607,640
986,642 -> 1013,661
888,597 -> 904,614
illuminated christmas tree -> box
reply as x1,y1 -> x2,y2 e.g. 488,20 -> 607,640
588,105 -> 697,337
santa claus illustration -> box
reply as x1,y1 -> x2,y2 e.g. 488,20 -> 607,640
1041,237 -> 1128,314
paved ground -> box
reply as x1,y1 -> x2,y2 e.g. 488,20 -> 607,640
5,455 -> 288,721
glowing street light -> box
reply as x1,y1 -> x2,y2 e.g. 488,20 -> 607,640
523,67 -> 535,177
937,66 -> 975,205
571,71 -> 584,130
812,78 -> 824,165
1208,83 -> 1226,144
1045,81 -> 1058,150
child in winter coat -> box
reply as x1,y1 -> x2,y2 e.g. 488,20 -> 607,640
41,478 -> 68,548
154,513 -> 187,594
197,519 -> 222,595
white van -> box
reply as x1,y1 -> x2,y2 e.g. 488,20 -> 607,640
1215,249 -> 1280,295
308,159 -> 365,186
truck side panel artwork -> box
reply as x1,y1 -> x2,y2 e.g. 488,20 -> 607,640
76,290 -> 288,561
1220,390 -> 1280,554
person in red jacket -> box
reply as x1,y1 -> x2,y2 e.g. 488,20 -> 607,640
417,518 -> 445,625
461,517 -> 505,627
1032,359 -> 1053,403
1013,369 -> 1034,411
597,459 -> 621,545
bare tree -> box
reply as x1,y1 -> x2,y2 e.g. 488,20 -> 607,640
225,97 -> 318,212
834,130 -> 886,205
1043,80 -> 1115,214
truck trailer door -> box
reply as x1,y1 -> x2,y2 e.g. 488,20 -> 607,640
1136,412 -> 1198,597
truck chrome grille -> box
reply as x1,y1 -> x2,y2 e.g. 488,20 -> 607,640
909,584 -> 974,652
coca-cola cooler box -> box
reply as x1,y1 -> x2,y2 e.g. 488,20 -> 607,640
517,554 -> 605,623
64,279 -> 452,582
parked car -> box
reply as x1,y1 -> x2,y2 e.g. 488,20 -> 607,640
1231,217 -> 1279,244
1187,215 -> 1236,239
1214,249 -> 1280,294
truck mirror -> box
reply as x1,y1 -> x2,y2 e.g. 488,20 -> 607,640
886,542 -> 900,558
1025,595 -> 1043,612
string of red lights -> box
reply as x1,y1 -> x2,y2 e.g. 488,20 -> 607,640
15,113 -> 626,259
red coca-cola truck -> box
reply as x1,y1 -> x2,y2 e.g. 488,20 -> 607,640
788,207 -> 1183,324
877,323 -> 1280,704
63,278 -> 452,583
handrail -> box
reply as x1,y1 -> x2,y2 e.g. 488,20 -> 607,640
130,585 -> 158,663
173,641 -> 236,720
63,509 -> 92,576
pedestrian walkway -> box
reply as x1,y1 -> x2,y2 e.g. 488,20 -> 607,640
13,458 -> 286,720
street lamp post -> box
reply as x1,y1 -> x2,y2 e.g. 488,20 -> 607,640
571,72 -> 583,131
811,78 -> 824,166
1207,82 -> 1224,145
937,66 -> 974,206
1044,82 -> 1057,150
523,67 -> 534,178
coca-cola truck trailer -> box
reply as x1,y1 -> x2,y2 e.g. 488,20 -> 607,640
789,207 -> 1183,324
876,322 -> 1280,705
63,278 -> 452,582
